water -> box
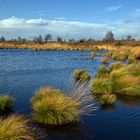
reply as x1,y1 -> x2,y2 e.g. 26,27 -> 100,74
0,49 -> 140,140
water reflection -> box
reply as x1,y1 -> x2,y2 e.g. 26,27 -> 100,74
117,95 -> 140,107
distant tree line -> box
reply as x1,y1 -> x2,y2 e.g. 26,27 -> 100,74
0,31 -> 136,43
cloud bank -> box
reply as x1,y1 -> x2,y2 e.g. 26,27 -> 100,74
0,17 -> 140,40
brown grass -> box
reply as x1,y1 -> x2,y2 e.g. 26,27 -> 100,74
0,41 -> 140,51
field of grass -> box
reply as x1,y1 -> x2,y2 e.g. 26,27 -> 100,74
0,40 -> 140,51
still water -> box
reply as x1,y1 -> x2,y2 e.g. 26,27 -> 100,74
0,49 -> 140,140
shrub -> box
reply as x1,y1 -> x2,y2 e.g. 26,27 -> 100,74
109,62 -> 126,71
90,78 -> 113,95
0,115 -> 33,140
73,69 -> 90,82
31,87 -> 80,125
95,66 -> 110,78
101,57 -> 108,64
0,95 -> 13,114
99,94 -> 116,105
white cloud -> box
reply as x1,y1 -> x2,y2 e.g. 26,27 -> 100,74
105,5 -> 123,12
130,9 -> 140,17
0,17 -> 140,40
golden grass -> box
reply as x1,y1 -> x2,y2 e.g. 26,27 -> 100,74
0,41 -> 140,51
0,115 -> 33,140
31,87 -> 80,125
31,85 -> 96,125
73,69 -> 90,82
99,94 -> 116,105
101,57 -> 108,64
0,95 -> 13,114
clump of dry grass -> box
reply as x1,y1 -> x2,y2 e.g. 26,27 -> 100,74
95,66 -> 110,78
112,53 -> 128,60
0,95 -> 13,115
0,115 -> 33,140
91,62 -> 140,98
101,57 -> 108,64
99,94 -> 116,105
109,62 -> 126,71
31,85 -> 96,126
90,78 -> 113,95
73,69 -> 90,82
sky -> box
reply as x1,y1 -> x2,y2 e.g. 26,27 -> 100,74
0,0 -> 140,40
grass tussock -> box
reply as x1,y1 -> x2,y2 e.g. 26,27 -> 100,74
101,57 -> 108,64
128,56 -> 138,64
90,78 -> 113,95
31,87 -> 79,125
91,62 -> 140,99
99,94 -> 116,105
112,53 -> 128,60
0,115 -> 33,140
0,95 -> 13,114
30,87 -> 63,105
109,62 -> 126,71
31,85 -> 96,125
95,66 -> 110,78
73,69 -> 90,82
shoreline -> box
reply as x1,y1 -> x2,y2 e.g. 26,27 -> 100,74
0,41 -> 140,51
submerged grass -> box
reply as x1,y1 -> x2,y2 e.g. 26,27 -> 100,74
0,115 -> 33,140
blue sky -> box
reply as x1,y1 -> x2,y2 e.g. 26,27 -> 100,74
0,0 -> 140,40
